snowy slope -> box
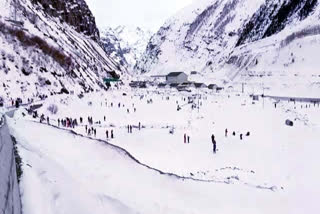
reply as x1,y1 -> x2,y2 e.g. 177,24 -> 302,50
218,3 -> 320,95
136,0 -> 265,75
136,0 -> 320,94
7,89 -> 320,214
0,0 -> 124,103
101,26 -> 152,72
7,109 -> 287,214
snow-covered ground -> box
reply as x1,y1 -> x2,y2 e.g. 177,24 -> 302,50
6,88 -> 320,213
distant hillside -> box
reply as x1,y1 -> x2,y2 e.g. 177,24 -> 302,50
101,26 -> 152,72
136,0 -> 320,93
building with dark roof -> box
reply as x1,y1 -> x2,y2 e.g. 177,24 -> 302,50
166,72 -> 188,84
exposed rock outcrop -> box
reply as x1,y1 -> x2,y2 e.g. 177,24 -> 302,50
31,0 -> 100,41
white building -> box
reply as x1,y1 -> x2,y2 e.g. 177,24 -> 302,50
166,72 -> 188,84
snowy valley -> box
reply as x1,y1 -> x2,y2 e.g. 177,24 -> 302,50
1,0 -> 320,214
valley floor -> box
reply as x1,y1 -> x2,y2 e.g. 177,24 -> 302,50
6,88 -> 320,214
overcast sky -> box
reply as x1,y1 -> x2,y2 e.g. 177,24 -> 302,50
86,0 -> 194,32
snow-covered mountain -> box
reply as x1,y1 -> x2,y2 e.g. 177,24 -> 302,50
0,0 -> 124,102
136,0 -> 320,94
101,26 -> 153,72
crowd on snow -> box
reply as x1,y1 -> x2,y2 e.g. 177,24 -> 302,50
44,95 -> 251,154
32,92 -> 320,155
36,99 -> 143,141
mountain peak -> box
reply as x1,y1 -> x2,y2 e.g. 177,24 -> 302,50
101,25 -> 153,72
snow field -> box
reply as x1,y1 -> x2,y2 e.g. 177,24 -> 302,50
8,89 -> 320,213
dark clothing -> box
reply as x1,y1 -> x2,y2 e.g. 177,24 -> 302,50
213,141 -> 216,153
211,134 -> 216,153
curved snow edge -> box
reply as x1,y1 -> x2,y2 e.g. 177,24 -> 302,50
27,121 -> 280,192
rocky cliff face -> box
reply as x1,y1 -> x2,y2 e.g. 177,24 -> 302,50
31,0 -> 100,41
236,0 -> 318,46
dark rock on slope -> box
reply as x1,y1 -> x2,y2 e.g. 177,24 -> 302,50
31,0 -> 100,41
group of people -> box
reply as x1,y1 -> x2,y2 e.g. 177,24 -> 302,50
210,129 -> 251,154
57,117 -> 78,128
184,134 -> 190,144
127,122 -> 142,134
225,128 -> 250,140
85,125 -> 97,137
105,129 -> 114,139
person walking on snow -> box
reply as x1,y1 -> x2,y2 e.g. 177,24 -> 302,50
225,128 -> 228,137
187,136 -> 190,144
212,134 -> 217,154
111,130 -> 114,139
106,130 -> 109,139
184,134 -> 186,144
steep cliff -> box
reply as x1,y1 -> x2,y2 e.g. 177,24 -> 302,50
31,0 -> 100,41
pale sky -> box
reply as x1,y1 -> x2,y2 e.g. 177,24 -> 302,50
85,0 -> 194,32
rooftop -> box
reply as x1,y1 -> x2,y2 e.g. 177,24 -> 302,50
167,72 -> 186,77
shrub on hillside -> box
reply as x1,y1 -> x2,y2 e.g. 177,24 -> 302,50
47,104 -> 58,114
0,20 -> 73,69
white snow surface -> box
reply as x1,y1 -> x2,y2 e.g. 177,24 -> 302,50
7,88 -> 320,214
